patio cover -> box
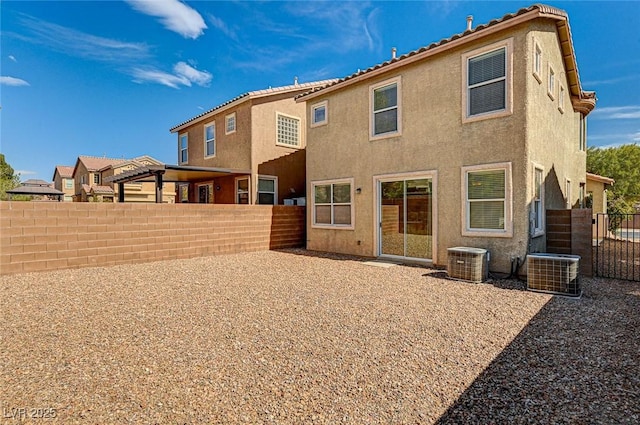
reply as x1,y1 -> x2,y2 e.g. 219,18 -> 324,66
7,179 -> 64,201
104,164 -> 251,203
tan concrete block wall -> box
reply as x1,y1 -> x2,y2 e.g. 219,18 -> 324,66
0,202 -> 305,275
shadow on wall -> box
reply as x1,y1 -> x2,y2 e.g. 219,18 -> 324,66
545,165 -> 565,210
434,279 -> 640,424
258,149 -> 306,204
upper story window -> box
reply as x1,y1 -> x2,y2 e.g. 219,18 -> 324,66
462,39 -> 512,122
93,174 -> 100,184
276,113 -> 301,147
204,123 -> 215,157
533,41 -> 542,83
558,84 -> 565,113
370,77 -> 401,138
532,166 -> 544,237
565,178 -> 572,209
225,113 -> 236,134
311,101 -> 328,127
548,65 -> 556,100
179,133 -> 188,164
80,175 -> 86,185
64,179 -> 73,189
462,162 -> 513,237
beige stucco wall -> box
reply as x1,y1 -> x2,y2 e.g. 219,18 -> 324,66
306,20 -> 588,274
178,101 -> 252,171
250,92 -> 309,204
53,172 -> 74,201
586,179 -> 608,214
525,20 -> 587,254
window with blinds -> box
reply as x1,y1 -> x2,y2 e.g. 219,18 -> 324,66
312,180 -> 353,228
370,76 -> 401,138
463,163 -> 512,236
467,47 -> 506,116
204,123 -> 215,157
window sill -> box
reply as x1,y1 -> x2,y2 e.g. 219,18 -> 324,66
311,224 -> 354,231
310,121 -> 328,128
531,230 -> 545,238
275,142 -> 302,149
547,92 -> 555,101
533,72 -> 542,84
462,229 -> 513,238
463,108 -> 512,124
225,130 -> 236,135
369,131 -> 401,142
204,154 -> 216,159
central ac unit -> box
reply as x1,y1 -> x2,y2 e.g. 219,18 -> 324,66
527,253 -> 581,297
447,247 -> 489,283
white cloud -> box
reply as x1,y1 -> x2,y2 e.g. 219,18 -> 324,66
131,61 -> 211,88
0,76 -> 30,86
207,14 -> 238,41
19,15 -> 150,63
583,75 -> 638,86
8,55 -> 17,62
125,0 -> 207,39
16,170 -> 37,176
591,106 -> 640,120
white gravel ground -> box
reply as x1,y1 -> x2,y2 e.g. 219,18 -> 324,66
1,249 -> 638,424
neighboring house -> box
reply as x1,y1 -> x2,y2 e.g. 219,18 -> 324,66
586,172 -> 614,215
71,155 -> 175,202
297,4 -> 595,274
169,79 -> 336,204
586,172 -> 614,240
52,165 -> 75,202
6,179 -> 64,201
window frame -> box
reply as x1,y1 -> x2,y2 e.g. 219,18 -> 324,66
311,178 -> 355,230
558,84 -> 565,113
64,178 -> 73,189
533,39 -> 542,83
179,133 -> 188,164
461,162 -> 513,237
369,76 -> 402,140
225,112 -> 236,135
548,64 -> 556,100
310,100 -> 328,128
275,112 -> 302,148
532,164 -> 545,237
565,178 -> 572,209
461,38 -> 513,123
204,122 -> 216,158
579,114 -> 587,151
257,175 -> 278,205
235,176 -> 250,204
93,173 -> 100,185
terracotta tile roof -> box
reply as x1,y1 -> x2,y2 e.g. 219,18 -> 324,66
90,185 -> 115,194
78,155 -> 127,171
54,165 -> 74,178
170,79 -> 339,132
297,4 -> 594,114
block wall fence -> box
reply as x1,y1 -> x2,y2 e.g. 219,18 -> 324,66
0,202 -> 305,275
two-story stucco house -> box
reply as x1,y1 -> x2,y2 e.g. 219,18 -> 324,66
52,165 -> 75,202
298,4 -> 595,274
169,80 -> 336,205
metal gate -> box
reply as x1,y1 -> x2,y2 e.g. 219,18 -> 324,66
594,213 -> 640,281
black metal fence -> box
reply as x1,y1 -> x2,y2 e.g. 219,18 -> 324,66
593,213 -> 640,281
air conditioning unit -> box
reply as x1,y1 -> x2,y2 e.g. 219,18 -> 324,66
447,247 -> 489,283
527,253 -> 581,297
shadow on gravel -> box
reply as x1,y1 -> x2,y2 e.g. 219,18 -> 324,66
435,278 -> 640,424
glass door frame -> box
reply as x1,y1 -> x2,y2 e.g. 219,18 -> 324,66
374,170 -> 438,264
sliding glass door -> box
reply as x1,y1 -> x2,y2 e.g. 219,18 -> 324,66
380,177 -> 433,260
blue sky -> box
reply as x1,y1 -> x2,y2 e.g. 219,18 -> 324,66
1,1 -> 638,181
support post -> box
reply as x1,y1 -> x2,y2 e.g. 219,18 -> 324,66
155,172 -> 164,203
118,183 -> 125,203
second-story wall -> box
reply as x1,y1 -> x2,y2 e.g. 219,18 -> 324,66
177,101 -> 252,170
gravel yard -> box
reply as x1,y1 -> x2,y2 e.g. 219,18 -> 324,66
1,249 -> 638,424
